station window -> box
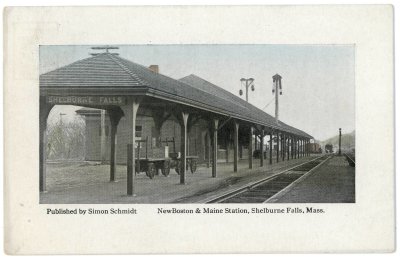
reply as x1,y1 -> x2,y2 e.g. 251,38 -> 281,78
135,126 -> 142,138
135,125 -> 143,148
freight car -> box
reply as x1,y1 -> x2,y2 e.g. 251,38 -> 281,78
306,143 -> 321,153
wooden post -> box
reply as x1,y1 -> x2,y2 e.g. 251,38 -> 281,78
292,137 -> 295,159
269,131 -> 273,165
293,137 -> 296,159
299,139 -> 302,157
255,134 -> 258,151
151,110 -> 171,147
297,138 -> 300,159
212,119 -> 219,178
180,112 -> 189,184
233,121 -> 239,172
136,139 -> 141,175
127,144 -> 133,194
249,126 -> 254,169
260,129 -> 264,167
276,132 -> 280,163
281,134 -> 284,160
39,97 -> 53,193
305,139 -> 308,156
282,134 -> 285,161
121,99 -> 140,196
109,110 -> 122,182
207,133 -> 211,168
100,110 -> 107,162
306,139 -> 310,156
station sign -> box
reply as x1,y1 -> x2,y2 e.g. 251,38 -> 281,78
46,96 -> 127,105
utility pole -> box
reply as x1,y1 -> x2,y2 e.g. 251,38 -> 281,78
90,46 -> 119,56
239,78 -> 255,102
338,128 -> 342,155
272,74 -> 282,123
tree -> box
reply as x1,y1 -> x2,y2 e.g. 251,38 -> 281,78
46,117 -> 85,160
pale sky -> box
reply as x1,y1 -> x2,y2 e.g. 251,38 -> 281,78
41,45 -> 354,141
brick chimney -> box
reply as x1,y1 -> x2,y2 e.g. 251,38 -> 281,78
148,65 -> 159,73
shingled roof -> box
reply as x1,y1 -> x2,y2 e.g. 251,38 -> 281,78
40,52 -> 312,138
179,74 -> 312,138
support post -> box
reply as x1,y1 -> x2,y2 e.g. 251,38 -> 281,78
249,126 -> 254,169
121,99 -> 140,196
339,128 -> 342,155
212,119 -> 219,178
287,136 -> 290,161
276,132 -> 280,163
293,137 -> 296,159
301,139 -> 303,157
269,131 -> 273,164
233,121 -> 239,172
180,112 -> 189,184
109,110 -> 122,182
152,110 -> 171,147
306,140 -> 308,156
39,97 -> 53,193
282,134 -> 285,161
292,137 -> 295,159
260,129 -> 264,167
207,133 -> 211,168
297,138 -> 300,159
281,134 -> 284,160
100,110 -> 107,162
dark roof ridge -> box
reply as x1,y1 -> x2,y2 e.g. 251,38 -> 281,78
115,55 -> 198,89
106,53 -> 149,86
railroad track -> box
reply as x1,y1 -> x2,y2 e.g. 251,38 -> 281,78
344,153 -> 355,167
205,155 -> 331,203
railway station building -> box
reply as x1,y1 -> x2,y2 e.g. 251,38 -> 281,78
40,52 -> 313,196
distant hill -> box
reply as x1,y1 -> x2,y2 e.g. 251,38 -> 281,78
318,130 -> 355,150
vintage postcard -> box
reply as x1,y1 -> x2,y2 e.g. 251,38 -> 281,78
3,6 -> 394,254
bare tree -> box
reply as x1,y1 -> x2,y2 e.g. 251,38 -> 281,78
46,117 -> 85,160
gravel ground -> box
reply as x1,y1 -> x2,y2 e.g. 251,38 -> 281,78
272,156 -> 355,203
40,156 -> 316,204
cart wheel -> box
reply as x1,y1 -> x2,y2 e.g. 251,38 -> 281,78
161,161 -> 170,177
175,160 -> 181,175
190,159 -> 197,174
147,163 -> 155,179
